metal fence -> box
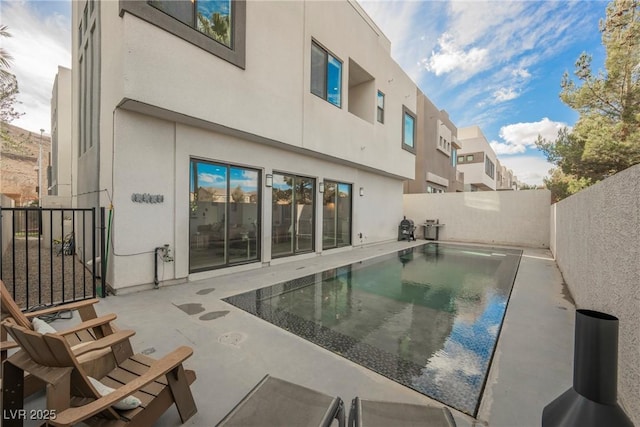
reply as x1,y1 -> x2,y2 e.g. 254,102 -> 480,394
0,207 -> 106,310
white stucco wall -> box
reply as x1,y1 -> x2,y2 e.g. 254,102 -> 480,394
97,0 -> 415,180
551,164 -> 640,424
403,190 -> 551,248
74,0 -> 417,291
109,111 -> 403,290
51,66 -> 72,198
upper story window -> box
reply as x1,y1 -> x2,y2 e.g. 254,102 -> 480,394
402,106 -> 416,154
452,148 -> 457,167
311,41 -> 342,107
466,154 -> 474,162
485,157 -> 495,178
120,0 -> 246,68
149,0 -> 232,47
377,91 -> 385,123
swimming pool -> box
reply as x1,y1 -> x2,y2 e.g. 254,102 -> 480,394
224,243 -> 522,416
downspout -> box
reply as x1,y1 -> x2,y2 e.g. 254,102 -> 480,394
154,246 -> 162,289
154,244 -> 171,289
103,204 -> 113,296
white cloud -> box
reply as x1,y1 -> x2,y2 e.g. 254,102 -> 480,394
490,118 -> 569,184
512,68 -> 531,79
2,2 -> 71,134
492,87 -> 518,103
497,155 -> 555,186
199,173 -> 225,185
500,117 -> 568,147
490,140 -> 526,155
423,33 -> 490,80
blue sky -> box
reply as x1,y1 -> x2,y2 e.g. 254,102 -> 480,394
3,0 -> 608,185
359,0 -> 608,184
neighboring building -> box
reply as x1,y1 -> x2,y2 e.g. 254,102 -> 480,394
404,90 -> 462,194
512,176 -> 524,190
456,126 -> 497,191
71,0 -> 418,291
49,66 -> 72,199
496,160 -> 515,191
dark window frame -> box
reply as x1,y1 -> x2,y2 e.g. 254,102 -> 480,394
322,180 -> 352,249
401,105 -> 416,154
271,172 -> 316,259
310,39 -> 342,108
377,90 -> 385,123
188,157 -> 262,273
119,0 -> 246,69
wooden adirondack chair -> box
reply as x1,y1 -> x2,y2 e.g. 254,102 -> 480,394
2,320 -> 197,427
1,279 -> 131,394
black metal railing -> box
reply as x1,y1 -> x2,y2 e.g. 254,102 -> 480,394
0,207 -> 105,310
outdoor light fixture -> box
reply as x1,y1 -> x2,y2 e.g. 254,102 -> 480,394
319,182 -> 325,193
359,187 -> 364,197
265,174 -> 273,187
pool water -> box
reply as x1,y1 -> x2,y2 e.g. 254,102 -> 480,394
224,243 -> 522,416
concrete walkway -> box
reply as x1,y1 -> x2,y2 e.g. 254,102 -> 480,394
23,240 -> 575,426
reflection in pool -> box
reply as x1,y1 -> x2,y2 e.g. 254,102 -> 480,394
223,243 -> 522,416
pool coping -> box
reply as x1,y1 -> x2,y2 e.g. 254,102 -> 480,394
20,240 -> 574,427
223,242 -> 524,417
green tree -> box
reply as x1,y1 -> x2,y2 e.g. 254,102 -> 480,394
231,185 -> 245,203
0,24 -> 14,84
1,75 -> 22,124
0,24 -> 25,153
537,0 -> 640,201
543,169 -> 592,203
197,12 -> 230,46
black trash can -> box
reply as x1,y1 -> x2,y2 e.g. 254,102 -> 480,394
398,217 -> 416,241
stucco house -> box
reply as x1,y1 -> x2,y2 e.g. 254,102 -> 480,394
456,125 -> 498,191
70,0 -> 420,292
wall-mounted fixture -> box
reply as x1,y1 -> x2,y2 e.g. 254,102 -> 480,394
319,181 -> 325,193
265,174 -> 273,187
359,187 -> 364,197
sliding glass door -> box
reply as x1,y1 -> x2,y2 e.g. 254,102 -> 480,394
322,181 -> 352,249
272,173 -> 315,257
189,159 -> 260,272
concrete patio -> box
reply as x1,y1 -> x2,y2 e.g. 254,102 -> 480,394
22,239 -> 575,427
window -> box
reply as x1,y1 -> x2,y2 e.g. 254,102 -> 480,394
452,149 -> 457,167
120,0 -> 246,68
466,154 -> 474,162
189,159 -> 261,272
402,106 -> 416,153
377,91 -> 385,123
78,1 -> 99,156
485,157 -> 495,178
311,41 -> 342,107
272,173 -> 315,257
457,156 -> 464,163
323,181 -> 352,249
149,0 -> 232,47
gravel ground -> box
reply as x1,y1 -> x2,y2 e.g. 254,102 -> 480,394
1,237 -> 100,310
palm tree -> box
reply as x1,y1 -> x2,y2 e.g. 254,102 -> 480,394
0,25 -> 14,83
197,12 -> 230,46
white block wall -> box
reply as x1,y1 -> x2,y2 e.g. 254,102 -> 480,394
551,164 -> 640,425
